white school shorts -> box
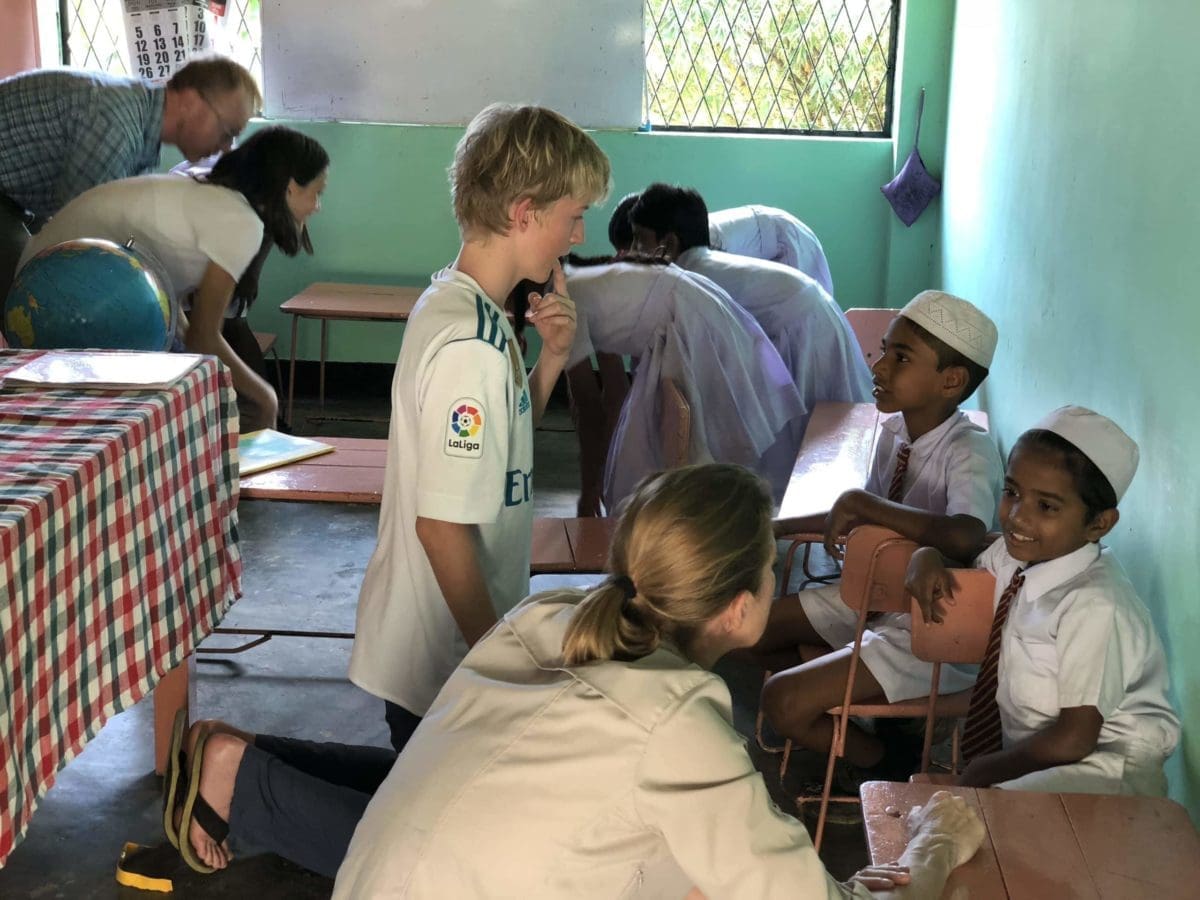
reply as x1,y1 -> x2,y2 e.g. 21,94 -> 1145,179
799,584 -> 977,702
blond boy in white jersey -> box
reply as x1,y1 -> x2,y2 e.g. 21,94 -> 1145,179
349,106 -> 611,748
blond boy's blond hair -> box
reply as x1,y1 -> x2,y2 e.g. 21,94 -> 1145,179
450,103 -> 611,237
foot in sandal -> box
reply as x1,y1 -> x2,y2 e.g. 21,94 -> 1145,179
176,723 -> 251,873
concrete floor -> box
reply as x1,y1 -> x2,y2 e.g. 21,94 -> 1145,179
0,393 -> 872,898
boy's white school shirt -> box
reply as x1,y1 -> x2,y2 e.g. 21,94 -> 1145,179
977,538 -> 1180,760
800,410 -> 1004,701
708,204 -> 835,296
866,410 -> 1003,528
348,267 -> 534,716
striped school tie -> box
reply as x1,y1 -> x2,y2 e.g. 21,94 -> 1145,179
887,443 -> 911,502
960,568 -> 1026,760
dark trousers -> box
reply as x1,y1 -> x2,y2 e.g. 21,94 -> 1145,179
225,703 -> 422,878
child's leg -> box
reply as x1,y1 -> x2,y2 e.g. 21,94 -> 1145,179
751,584 -> 853,671
760,647 -> 887,768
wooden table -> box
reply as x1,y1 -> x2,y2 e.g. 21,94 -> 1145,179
861,780 -> 1200,899
240,436 -> 388,503
775,402 -> 991,529
0,351 -> 241,864
280,282 -> 423,426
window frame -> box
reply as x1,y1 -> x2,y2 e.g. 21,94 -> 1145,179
642,0 -> 902,139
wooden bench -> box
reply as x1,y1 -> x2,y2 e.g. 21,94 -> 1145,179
238,437 -> 610,575
860,780 -> 1200,898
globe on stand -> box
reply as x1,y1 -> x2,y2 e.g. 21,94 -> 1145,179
4,238 -> 176,352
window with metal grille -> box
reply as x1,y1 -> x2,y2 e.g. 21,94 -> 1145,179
644,0 -> 900,136
47,0 -> 262,87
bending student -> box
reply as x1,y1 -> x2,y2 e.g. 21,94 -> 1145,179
18,126 -> 329,431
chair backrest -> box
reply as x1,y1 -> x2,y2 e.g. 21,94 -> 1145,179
845,308 -> 897,367
839,524 -> 919,614
909,569 -> 996,664
659,376 -> 691,469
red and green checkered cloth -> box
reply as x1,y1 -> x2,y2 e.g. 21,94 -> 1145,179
0,350 -> 242,866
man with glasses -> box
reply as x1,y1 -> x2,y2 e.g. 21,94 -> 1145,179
0,56 -> 261,299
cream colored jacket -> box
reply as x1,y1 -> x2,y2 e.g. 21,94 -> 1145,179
334,590 -> 869,899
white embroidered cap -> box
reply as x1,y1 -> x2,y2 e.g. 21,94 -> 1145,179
1031,405 -> 1139,502
899,290 -> 998,369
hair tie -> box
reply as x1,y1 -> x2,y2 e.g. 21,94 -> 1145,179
611,574 -> 636,599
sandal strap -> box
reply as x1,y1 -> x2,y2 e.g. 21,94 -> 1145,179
191,791 -> 230,845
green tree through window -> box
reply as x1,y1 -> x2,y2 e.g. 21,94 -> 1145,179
644,0 -> 900,135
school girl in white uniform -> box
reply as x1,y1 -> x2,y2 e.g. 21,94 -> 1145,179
628,186 -> 871,440
565,256 -> 806,508
708,203 -> 835,296
335,465 -> 987,899
909,407 -> 1179,794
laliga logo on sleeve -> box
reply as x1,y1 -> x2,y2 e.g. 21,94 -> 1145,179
445,399 -> 485,458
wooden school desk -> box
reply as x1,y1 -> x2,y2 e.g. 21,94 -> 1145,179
775,402 -> 991,528
860,780 -> 1200,899
280,282 -> 423,425
238,438 -> 597,575
0,351 -> 241,864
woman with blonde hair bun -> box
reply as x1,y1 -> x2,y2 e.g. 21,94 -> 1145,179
335,465 -> 985,898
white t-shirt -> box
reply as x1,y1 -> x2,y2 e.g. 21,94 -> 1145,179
864,410 -> 1003,527
348,267 -> 535,715
19,174 -> 263,297
976,538 -> 1179,758
708,204 -> 834,296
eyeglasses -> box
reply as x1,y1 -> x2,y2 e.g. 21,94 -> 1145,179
199,92 -> 242,146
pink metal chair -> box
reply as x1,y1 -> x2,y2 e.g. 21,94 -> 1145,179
844,307 -> 897,367
789,524 -> 995,849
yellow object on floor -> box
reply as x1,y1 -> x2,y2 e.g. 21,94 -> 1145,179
115,841 -> 177,893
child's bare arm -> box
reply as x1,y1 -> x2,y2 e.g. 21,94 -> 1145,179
415,517 -> 497,647
823,489 -> 987,563
904,547 -> 961,624
526,260 -> 576,426
957,706 -> 1103,787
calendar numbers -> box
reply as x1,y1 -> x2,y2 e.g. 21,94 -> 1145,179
123,1 -> 213,87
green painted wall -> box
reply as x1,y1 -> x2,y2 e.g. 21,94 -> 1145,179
939,1 -> 1199,818
240,1 -> 956,364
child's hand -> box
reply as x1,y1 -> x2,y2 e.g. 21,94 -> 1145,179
846,863 -> 911,892
823,489 -> 870,560
904,547 -> 958,624
526,260 -> 576,358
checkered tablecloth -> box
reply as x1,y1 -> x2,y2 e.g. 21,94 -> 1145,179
0,350 -> 242,866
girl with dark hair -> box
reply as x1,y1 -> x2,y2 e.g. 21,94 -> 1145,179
18,125 -> 329,431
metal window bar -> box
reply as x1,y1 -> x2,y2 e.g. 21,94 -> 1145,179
55,0 -> 262,89
644,0 -> 901,137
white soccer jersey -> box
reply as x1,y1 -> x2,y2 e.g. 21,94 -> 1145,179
349,267 -> 534,715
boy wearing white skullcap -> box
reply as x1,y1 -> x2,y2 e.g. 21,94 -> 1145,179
908,406 -> 1179,795
760,290 -> 1004,781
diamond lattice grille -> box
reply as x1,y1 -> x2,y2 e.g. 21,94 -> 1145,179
60,1 -> 262,90
66,0 -> 130,73
645,0 -> 899,134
